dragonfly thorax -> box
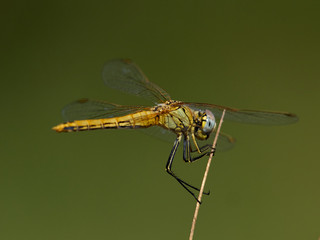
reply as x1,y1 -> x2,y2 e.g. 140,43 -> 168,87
194,110 -> 216,140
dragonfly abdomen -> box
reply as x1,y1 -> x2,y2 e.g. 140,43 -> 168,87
52,111 -> 158,132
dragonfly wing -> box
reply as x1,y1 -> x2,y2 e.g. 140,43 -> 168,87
102,59 -> 171,103
61,98 -> 147,122
139,126 -> 235,151
139,126 -> 177,143
214,132 -> 236,151
185,102 -> 298,125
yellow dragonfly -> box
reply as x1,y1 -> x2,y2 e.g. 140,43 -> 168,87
53,59 -> 298,202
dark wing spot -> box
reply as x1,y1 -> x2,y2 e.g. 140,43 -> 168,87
77,98 -> 89,104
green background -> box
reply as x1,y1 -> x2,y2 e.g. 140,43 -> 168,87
1,1 -> 319,239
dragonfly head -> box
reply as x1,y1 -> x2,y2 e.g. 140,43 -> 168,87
195,110 -> 216,140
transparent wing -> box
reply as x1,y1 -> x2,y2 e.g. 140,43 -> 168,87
139,126 -> 235,152
61,98 -> 148,122
215,132 -> 236,151
102,59 -> 171,103
184,102 -> 298,125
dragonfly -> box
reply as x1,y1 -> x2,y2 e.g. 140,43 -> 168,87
53,59 -> 298,202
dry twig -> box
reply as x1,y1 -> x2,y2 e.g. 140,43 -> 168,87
189,109 -> 226,240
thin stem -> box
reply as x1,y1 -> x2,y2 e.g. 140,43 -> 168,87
189,109 -> 226,240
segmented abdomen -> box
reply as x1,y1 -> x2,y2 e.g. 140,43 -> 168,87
52,110 -> 158,132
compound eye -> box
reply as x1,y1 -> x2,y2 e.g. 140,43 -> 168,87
202,111 -> 216,133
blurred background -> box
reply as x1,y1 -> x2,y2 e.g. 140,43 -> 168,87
1,1 -> 319,239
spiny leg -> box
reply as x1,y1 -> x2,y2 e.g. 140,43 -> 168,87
166,134 -> 205,203
190,142 -> 216,156
190,144 -> 212,154
182,135 -> 213,195
183,135 -> 216,163
189,144 -> 216,160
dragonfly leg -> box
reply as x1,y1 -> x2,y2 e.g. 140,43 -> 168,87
190,132 -> 216,156
166,134 -> 208,203
191,145 -> 216,159
183,135 -> 215,163
190,144 -> 213,154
